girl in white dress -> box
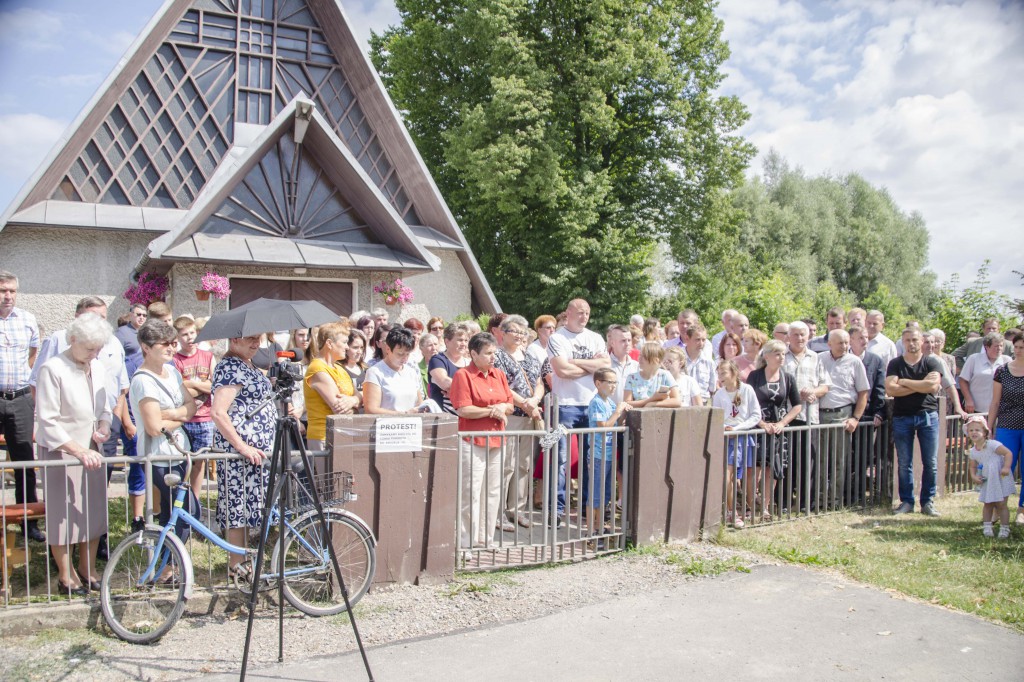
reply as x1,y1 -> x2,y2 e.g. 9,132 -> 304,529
966,416 -> 1016,538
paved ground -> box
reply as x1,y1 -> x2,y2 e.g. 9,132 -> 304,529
208,563 -> 1024,681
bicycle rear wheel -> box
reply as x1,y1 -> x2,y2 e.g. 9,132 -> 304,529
273,509 -> 375,616
100,530 -> 188,644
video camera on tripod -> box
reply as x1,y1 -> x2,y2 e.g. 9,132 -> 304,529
268,350 -> 304,396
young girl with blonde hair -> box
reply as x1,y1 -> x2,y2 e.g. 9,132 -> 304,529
966,415 -> 1016,538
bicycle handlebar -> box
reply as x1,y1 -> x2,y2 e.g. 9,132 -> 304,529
160,428 -> 225,486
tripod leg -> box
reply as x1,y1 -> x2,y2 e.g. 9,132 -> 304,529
239,426 -> 285,681
277,425 -> 291,662
290,419 -> 375,681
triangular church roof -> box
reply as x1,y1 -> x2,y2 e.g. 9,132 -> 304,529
0,0 -> 499,311
141,95 -> 437,272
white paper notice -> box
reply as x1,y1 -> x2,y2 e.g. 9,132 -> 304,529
374,417 -> 423,453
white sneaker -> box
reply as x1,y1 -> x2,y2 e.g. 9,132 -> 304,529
983,526 -> 994,538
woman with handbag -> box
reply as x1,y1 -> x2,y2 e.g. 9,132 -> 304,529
129,320 -> 199,570
745,340 -> 802,520
491,315 -> 544,531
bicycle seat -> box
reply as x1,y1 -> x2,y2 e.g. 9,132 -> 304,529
163,472 -> 181,487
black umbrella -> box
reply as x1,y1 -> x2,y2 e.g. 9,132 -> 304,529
194,298 -> 341,342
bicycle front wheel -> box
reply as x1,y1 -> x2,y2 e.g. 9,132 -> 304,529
273,510 -> 375,616
100,530 -> 188,644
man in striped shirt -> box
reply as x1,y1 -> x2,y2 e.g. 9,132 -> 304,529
0,270 -> 43,542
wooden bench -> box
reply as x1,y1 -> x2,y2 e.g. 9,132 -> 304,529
1,502 -> 46,595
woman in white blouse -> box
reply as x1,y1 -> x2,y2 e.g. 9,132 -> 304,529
363,328 -> 425,414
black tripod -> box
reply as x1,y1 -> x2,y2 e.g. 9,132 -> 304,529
238,380 -> 373,681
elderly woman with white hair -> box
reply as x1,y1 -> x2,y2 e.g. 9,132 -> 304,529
928,329 -> 957,379
35,312 -> 113,595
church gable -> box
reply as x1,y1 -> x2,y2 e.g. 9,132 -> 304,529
149,98 -> 435,271
206,134 -> 375,245
39,0 -> 417,224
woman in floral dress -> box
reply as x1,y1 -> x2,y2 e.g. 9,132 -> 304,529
210,334 -> 277,573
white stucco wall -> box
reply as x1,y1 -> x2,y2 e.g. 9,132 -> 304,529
173,250 -> 473,324
400,250 -> 473,322
1,224 -> 477,334
0,226 -> 153,335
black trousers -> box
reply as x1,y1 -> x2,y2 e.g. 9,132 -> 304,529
0,391 -> 38,507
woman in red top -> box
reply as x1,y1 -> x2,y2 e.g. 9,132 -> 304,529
450,332 -> 514,549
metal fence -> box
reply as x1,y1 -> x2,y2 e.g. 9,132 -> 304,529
945,412 -> 985,493
722,419 -> 894,528
0,450 -> 280,610
456,401 -> 630,570
4,405 -> 985,609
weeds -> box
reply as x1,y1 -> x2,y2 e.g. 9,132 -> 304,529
664,553 -> 751,577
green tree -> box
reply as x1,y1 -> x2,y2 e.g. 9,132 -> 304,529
371,0 -> 754,327
683,153 -> 937,321
929,261 -> 1016,347
861,283 -> 908,330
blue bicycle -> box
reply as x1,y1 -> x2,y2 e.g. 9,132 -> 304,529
99,443 -> 376,644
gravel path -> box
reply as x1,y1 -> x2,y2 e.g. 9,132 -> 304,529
0,543 -> 763,681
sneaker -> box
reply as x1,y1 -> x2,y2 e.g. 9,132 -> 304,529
998,528 -> 1010,539
1016,511 -> 1024,525
131,517 -> 146,534
983,526 -> 995,538
893,503 -> 914,515
921,503 -> 941,517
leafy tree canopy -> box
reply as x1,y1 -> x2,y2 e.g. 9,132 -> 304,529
930,261 -> 1017,347
371,0 -> 754,328
662,152 -> 939,333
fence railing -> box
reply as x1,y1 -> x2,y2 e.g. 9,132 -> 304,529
722,419 -> 893,528
1,403 -> 992,612
455,421 -> 629,570
0,450 -> 329,610
944,412 -> 985,493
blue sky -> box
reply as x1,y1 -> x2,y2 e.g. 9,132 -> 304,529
1,0 -> 1021,301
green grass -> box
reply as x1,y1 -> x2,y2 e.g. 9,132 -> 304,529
664,553 -> 751,577
718,493 -> 1024,632
621,541 -> 751,576
443,570 -> 520,598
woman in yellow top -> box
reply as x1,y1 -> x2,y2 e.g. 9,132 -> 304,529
303,323 -> 361,465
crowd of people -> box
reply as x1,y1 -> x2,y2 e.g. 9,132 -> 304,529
3,268 -> 1023,595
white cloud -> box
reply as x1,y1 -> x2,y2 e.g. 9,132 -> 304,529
0,8 -> 65,52
339,1 -> 402,54
0,113 -> 68,204
46,73 -> 103,88
719,0 -> 1024,299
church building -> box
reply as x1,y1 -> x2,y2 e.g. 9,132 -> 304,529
0,0 -> 499,333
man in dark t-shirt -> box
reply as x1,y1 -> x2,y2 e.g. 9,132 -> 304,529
885,327 -> 943,516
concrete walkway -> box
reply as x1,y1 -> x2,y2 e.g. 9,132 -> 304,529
207,563 -> 1024,681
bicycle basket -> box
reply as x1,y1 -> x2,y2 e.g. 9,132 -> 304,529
310,470 -> 356,507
